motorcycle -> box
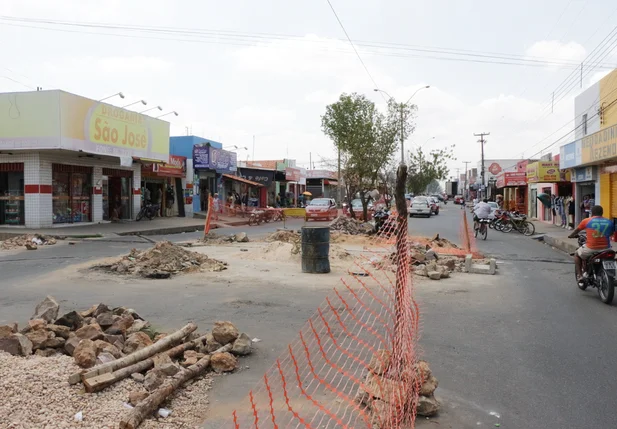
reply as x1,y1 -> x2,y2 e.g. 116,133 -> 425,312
572,232 -> 616,304
373,208 -> 395,237
136,202 -> 160,221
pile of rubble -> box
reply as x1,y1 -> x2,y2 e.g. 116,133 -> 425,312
0,296 -> 252,428
428,233 -> 459,249
94,241 -> 227,278
329,216 -> 372,235
356,351 -> 440,427
266,230 -> 300,244
200,231 -> 249,245
1,233 -> 59,250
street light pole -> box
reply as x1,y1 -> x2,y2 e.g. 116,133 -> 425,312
374,85 -> 430,165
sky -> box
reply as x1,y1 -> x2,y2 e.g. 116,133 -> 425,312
1,0 -> 617,177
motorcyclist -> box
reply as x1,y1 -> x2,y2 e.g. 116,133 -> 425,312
568,205 -> 617,284
473,198 -> 491,230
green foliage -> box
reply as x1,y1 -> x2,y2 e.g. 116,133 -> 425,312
321,93 -> 402,218
407,146 -> 455,195
426,179 -> 443,194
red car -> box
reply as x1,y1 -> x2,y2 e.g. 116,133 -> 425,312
454,195 -> 464,204
305,198 -> 338,221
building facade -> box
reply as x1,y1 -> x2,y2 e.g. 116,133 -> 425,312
0,90 -> 170,228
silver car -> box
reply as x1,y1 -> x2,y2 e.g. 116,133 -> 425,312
409,197 -> 431,217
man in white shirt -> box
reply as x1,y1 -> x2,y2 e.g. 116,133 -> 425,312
473,198 -> 492,230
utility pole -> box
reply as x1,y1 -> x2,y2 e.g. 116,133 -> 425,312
309,152 -> 312,170
337,148 -> 342,207
252,135 -> 255,161
400,103 -> 405,164
474,132 -> 490,199
463,161 -> 470,201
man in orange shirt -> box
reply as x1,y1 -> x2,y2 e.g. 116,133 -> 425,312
568,205 -> 616,282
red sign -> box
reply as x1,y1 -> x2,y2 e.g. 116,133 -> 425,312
154,155 -> 186,178
496,172 -> 527,188
488,162 -> 502,175
285,167 -> 307,182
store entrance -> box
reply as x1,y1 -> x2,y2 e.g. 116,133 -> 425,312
52,164 -> 92,224
0,163 -> 25,226
102,168 -> 132,221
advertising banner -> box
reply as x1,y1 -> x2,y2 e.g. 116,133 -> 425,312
154,155 -> 186,178
285,167 -> 307,182
193,146 -> 210,169
0,91 -> 170,162
572,166 -> 596,182
239,168 -> 275,186
526,161 -> 570,183
496,172 -> 527,188
560,140 -> 582,169
306,169 -> 338,180
209,147 -> 237,173
581,124 -> 617,165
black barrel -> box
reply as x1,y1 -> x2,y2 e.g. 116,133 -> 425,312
301,226 -> 331,274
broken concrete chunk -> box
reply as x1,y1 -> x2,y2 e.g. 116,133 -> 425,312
234,232 -> 249,242
74,339 -> 97,368
416,395 -> 440,417
210,352 -> 238,372
231,333 -> 252,356
26,329 -> 54,350
144,369 -> 166,392
54,311 -> 85,331
427,271 -> 442,280
95,351 -> 116,365
212,321 -> 239,345
131,373 -> 145,383
368,349 -> 391,376
204,333 -> 223,353
31,296 -> 60,323
419,375 -> 439,397
41,337 -> 65,349
0,324 -> 17,338
0,333 -> 33,356
47,324 -> 70,339
35,348 -> 59,357
126,319 -> 150,335
123,332 -> 153,355
159,362 -> 181,376
128,390 -> 149,406
75,323 -> 104,341
95,312 -> 115,329
64,336 -> 81,356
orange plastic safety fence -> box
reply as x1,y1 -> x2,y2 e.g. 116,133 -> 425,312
218,212 -> 421,429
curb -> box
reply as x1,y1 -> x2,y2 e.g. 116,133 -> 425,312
117,225 -> 204,236
539,234 -> 577,254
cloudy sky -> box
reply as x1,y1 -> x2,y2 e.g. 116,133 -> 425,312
1,0 -> 616,176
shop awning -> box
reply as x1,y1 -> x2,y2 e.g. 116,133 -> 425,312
222,174 -> 264,187
496,172 -> 527,188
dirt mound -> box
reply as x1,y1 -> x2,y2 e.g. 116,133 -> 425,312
429,233 -> 459,249
1,234 -> 59,250
329,216 -> 372,235
94,241 -> 227,278
265,230 -> 300,244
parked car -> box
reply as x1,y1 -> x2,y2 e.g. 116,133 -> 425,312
487,201 -> 499,219
454,195 -> 464,204
409,196 -> 432,217
305,198 -> 337,221
427,197 -> 440,215
343,198 -> 375,220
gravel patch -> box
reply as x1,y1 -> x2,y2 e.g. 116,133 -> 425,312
0,352 -> 213,428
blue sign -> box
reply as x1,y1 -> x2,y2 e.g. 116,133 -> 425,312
572,166 -> 596,182
560,140 -> 583,169
192,146 -> 210,169
192,145 -> 238,172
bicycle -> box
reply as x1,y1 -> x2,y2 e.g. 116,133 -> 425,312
501,212 -> 535,236
248,210 -> 265,226
474,218 -> 489,240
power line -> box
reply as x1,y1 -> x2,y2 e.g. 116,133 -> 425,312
2,16 -> 614,69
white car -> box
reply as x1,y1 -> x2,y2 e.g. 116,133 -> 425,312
487,201 -> 499,219
409,197 -> 432,217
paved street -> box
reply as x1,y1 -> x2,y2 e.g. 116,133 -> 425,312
1,208 -> 615,428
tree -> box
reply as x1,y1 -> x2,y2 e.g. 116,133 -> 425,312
426,179 -> 443,195
321,93 -> 401,219
407,146 -> 455,195
378,160 -> 398,208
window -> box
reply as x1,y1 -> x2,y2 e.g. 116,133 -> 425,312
583,113 -> 588,135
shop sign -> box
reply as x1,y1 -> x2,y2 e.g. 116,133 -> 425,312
239,168 -> 275,186
192,146 -> 210,169
488,162 -> 502,175
581,124 -> 617,164
0,91 -> 170,162
154,155 -> 186,178
526,161 -> 570,183
559,140 -> 582,169
572,166 -> 597,182
496,172 -> 527,188
210,147 -> 237,173
285,167 -> 307,183
306,169 -> 338,180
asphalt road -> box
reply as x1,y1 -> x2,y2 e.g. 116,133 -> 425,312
411,204 -> 616,429
2,208 -> 615,428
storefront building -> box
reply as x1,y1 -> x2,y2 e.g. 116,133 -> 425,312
285,166 -> 307,206
140,155 -> 187,217
0,90 -> 169,228
526,160 -> 572,224
495,171 -> 527,212
192,144 -> 237,214
237,167 -> 275,207
306,169 -> 338,199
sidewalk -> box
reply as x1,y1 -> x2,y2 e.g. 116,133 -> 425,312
0,215 -> 248,240
530,220 -> 578,254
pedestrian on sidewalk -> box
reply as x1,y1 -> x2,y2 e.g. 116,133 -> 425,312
212,193 -> 220,220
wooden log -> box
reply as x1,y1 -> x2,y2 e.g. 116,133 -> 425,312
83,333 -> 210,393
119,355 -> 212,429
69,322 -> 197,385
118,343 -> 233,429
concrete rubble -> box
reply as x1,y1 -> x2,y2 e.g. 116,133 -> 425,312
1,233 -> 59,250
355,352 -> 441,427
329,216 -> 373,235
93,241 -> 227,278
0,295 -> 254,428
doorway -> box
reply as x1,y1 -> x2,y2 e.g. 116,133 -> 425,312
530,188 -> 537,218
103,168 -> 133,221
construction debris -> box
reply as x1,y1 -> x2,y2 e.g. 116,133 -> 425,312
356,355 -> 440,427
200,231 -> 250,245
93,241 -> 227,278
329,216 -> 372,235
266,229 -> 300,244
429,233 -> 460,249
0,296 -> 253,429
1,234 -> 59,250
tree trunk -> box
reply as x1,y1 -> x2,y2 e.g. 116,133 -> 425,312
69,323 -> 197,385
118,343 -> 232,429
82,333 -> 210,393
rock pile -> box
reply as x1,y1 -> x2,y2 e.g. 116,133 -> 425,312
356,353 -> 440,427
266,230 -> 300,244
329,216 -> 372,235
428,233 -> 460,249
0,296 -> 253,428
200,231 -> 249,244
94,241 -> 227,278
414,259 -> 461,280
1,233 -> 59,250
